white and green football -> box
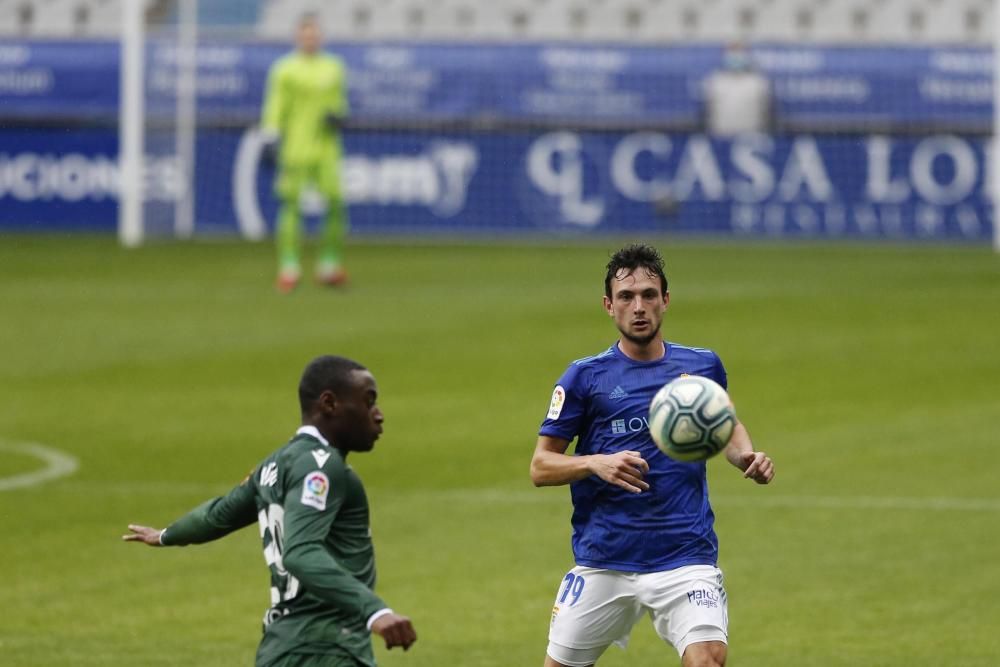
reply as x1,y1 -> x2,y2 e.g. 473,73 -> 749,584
648,375 -> 736,462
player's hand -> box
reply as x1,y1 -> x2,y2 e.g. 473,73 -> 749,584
590,451 -> 649,493
259,129 -> 280,167
738,451 -> 774,484
122,524 -> 165,546
371,613 -> 417,651
261,140 -> 280,167
325,112 -> 345,129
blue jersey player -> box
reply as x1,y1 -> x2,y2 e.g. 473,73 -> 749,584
530,244 -> 774,667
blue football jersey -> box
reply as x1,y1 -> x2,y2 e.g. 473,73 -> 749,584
539,341 -> 729,573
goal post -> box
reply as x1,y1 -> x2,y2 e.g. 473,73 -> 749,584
118,0 -> 200,247
118,0 -> 144,247
174,0 -> 199,240
995,0 -> 1000,253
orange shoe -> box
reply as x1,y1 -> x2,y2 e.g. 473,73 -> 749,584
276,270 -> 300,293
316,266 -> 349,287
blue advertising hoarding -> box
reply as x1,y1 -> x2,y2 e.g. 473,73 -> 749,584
0,40 -> 992,129
0,126 -> 991,242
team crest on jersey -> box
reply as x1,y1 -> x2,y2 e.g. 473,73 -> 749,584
548,386 -> 566,419
301,471 -> 330,510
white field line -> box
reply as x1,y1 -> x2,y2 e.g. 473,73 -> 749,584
0,441 -> 79,491
21,474 -> 1000,513
714,493 -> 1000,512
382,488 -> 1000,513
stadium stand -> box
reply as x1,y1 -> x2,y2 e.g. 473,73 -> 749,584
256,0 -> 996,45
0,0 -> 993,44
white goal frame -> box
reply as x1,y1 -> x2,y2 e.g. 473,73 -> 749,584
994,0 -> 1000,252
118,0 -> 199,246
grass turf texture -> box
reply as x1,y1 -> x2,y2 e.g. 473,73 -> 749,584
1,235 -> 999,666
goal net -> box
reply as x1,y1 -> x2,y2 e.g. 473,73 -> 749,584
116,0 -> 998,248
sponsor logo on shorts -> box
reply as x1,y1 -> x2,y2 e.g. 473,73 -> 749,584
687,588 -> 721,608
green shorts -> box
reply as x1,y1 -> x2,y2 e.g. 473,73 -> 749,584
257,647 -> 369,667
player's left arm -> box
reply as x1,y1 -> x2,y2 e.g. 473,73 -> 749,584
123,478 -> 258,547
325,57 -> 349,129
723,418 -> 774,484
261,60 -> 287,136
713,352 -> 773,484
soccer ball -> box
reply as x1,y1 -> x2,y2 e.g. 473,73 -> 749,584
648,375 -> 736,462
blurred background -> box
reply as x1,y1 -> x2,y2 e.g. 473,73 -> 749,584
0,0 -> 996,243
2,2 -> 999,667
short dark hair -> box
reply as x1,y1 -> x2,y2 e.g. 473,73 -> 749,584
604,244 -> 668,298
298,355 -> 366,413
298,12 -> 319,28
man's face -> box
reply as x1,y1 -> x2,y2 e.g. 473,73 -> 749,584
331,370 -> 384,452
297,21 -> 322,54
604,268 -> 669,346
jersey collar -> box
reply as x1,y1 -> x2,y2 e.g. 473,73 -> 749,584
296,425 -> 330,448
612,340 -> 670,364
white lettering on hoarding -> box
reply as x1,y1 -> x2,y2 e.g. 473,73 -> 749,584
610,132 -> 671,202
929,51 -> 992,74
777,137 -> 833,201
0,45 -> 31,66
526,132 -> 604,226
909,136 -> 977,205
232,129 -> 479,239
540,131 -> 987,237
341,142 -> 477,216
919,77 -> 992,104
672,136 -> 725,201
775,76 -> 870,101
0,68 -> 53,94
539,48 -> 628,71
731,202 -> 989,239
866,136 -> 910,203
0,153 -> 181,202
729,134 -> 775,203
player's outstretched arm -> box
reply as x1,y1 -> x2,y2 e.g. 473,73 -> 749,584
122,483 -> 257,548
530,436 -> 650,493
724,420 -> 774,484
370,612 -> 417,651
122,524 -> 165,546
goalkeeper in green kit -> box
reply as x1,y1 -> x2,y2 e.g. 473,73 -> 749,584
261,13 -> 350,292
124,356 -> 417,667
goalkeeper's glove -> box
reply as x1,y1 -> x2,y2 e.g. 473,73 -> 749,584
260,129 -> 280,167
325,112 -> 346,130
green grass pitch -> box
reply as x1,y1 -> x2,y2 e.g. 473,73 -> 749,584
1,235 -> 999,666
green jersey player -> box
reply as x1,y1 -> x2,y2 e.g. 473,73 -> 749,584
124,356 -> 417,667
261,13 -> 351,293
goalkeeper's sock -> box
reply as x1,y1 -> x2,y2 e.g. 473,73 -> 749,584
317,201 -> 348,284
276,202 -> 303,277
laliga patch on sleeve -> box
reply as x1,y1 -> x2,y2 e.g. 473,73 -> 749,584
547,385 -> 566,420
300,471 -> 330,511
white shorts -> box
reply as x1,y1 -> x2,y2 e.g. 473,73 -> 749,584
546,564 -> 728,666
